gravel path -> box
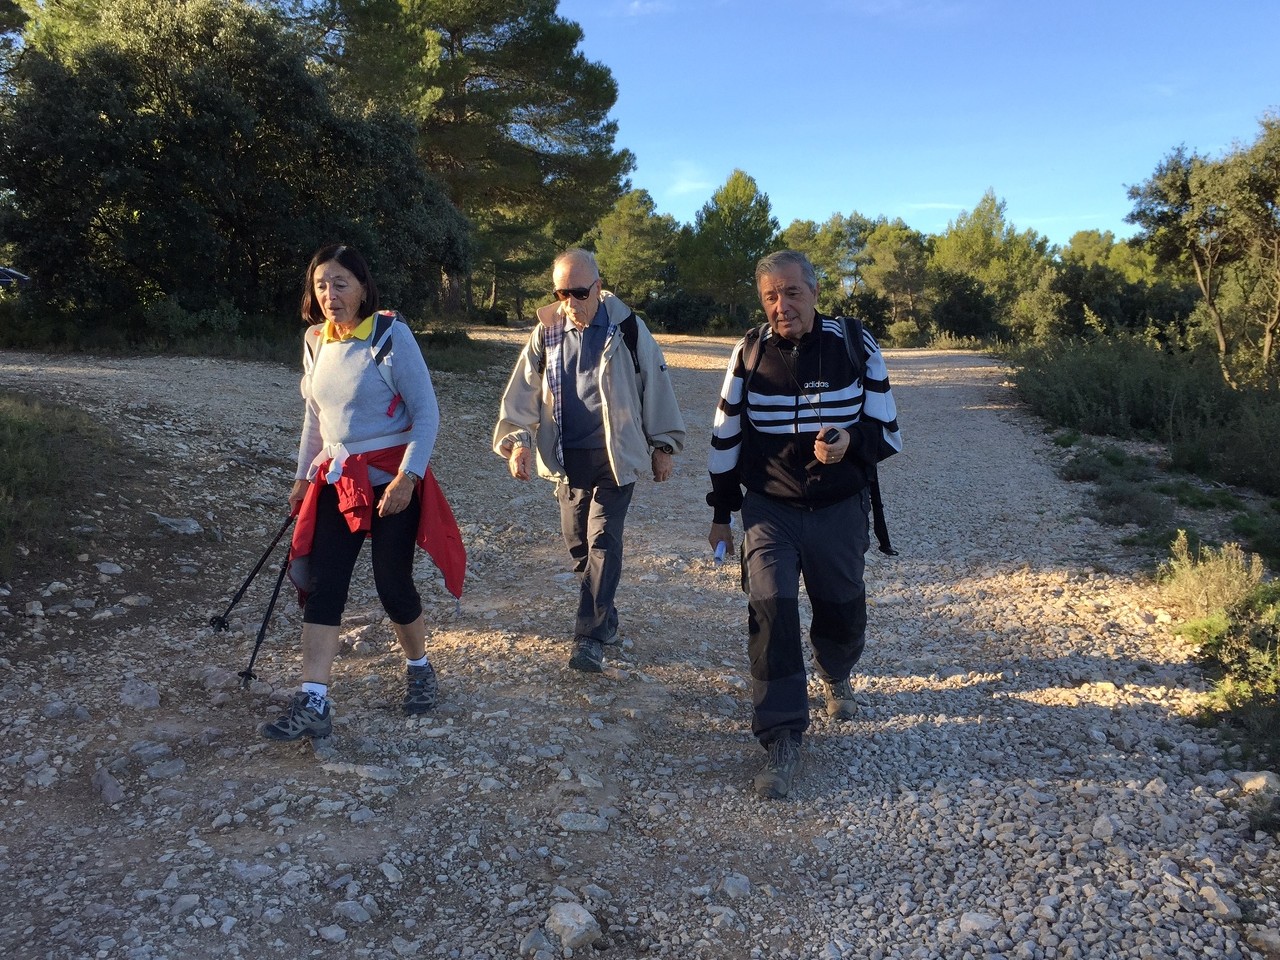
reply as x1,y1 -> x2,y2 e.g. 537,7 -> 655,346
1,335 -> 1278,960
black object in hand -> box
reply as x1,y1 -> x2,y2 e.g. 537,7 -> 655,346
808,428 -> 840,469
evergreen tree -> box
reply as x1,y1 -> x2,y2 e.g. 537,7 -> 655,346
0,0 -> 26,85
587,189 -> 678,307
1222,115 -> 1280,372
681,169 -> 778,324
305,0 -> 634,313
1127,147 -> 1240,375
777,213 -> 868,313
0,0 -> 467,340
859,220 -> 928,338
930,190 -> 1057,341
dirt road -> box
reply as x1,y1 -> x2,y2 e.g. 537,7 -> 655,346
0,335 -> 1277,960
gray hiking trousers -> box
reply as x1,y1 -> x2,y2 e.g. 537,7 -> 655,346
741,488 -> 871,745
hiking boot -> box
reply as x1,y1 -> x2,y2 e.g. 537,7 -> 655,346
568,635 -> 605,673
403,662 -> 438,715
260,691 -> 332,742
822,676 -> 859,721
603,622 -> 621,647
753,735 -> 802,800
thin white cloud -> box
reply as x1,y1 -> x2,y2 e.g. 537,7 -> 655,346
625,0 -> 670,14
665,162 -> 715,197
844,0 -> 977,23
1143,82 -> 1180,99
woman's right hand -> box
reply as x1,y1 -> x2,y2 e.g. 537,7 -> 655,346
288,478 -> 311,516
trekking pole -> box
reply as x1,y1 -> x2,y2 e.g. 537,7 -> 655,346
238,554 -> 291,689
208,515 -> 295,632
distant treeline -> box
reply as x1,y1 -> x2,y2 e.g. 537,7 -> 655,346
0,0 -> 1276,385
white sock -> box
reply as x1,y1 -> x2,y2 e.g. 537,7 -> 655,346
406,654 -> 429,668
301,681 -> 328,710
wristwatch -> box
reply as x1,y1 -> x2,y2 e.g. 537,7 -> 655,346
402,469 -> 421,483
654,443 -> 674,455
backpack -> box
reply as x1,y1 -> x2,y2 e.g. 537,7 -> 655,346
740,316 -> 897,556
303,309 -> 405,416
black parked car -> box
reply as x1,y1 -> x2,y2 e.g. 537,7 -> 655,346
0,267 -> 31,290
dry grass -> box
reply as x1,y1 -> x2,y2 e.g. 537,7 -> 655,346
1158,529 -> 1266,619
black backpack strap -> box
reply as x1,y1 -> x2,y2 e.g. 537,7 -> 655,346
620,313 -> 641,375
840,316 -> 896,556
740,323 -> 769,395
868,476 -> 897,556
532,323 -> 547,376
372,310 -> 399,365
839,315 -> 868,383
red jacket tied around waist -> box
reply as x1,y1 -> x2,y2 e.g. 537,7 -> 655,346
289,444 -> 465,603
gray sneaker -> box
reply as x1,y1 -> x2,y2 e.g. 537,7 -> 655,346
403,662 -> 438,715
822,676 -> 859,721
568,635 -> 604,673
260,691 -> 332,741
752,735 -> 802,799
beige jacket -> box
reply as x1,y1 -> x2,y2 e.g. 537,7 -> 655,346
492,291 -> 685,486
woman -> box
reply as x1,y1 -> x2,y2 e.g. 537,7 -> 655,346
260,244 -> 441,741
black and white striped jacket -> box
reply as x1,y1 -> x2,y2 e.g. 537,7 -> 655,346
707,314 -> 901,521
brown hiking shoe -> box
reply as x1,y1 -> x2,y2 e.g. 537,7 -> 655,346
822,676 -> 859,721
568,635 -> 605,673
752,735 -> 802,799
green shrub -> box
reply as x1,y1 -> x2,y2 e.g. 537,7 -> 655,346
419,326 -> 474,350
0,297 -> 82,349
0,301 -> 514,373
144,298 -> 243,339
1159,533 -> 1279,759
414,326 -> 515,375
1149,479 -> 1243,511
465,306 -> 509,326
927,330 -> 987,350
1092,479 -> 1173,527
1231,505 -> 1280,571
0,392 -> 111,577
1007,336 -> 1280,496
1190,582 -> 1280,758
885,318 -> 926,347
1059,442 -> 1152,484
1051,429 -> 1081,448
1159,530 -> 1265,620
1119,524 -> 1202,553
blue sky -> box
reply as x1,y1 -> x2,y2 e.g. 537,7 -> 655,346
555,0 -> 1279,248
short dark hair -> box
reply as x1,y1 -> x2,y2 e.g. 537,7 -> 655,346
755,250 -> 817,292
300,244 -> 379,325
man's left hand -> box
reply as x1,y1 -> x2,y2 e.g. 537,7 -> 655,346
652,449 -> 673,482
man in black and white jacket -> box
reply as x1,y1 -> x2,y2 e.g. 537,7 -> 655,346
706,250 -> 902,799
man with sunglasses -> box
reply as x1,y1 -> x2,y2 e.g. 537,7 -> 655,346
706,250 -> 901,799
494,249 -> 685,673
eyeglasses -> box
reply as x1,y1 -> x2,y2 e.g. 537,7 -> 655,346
554,280 -> 597,301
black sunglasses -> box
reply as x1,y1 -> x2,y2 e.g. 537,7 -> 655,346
554,281 -> 597,301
